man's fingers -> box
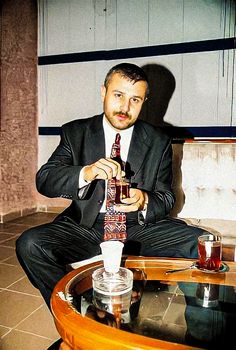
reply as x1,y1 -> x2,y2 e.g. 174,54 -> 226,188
93,160 -> 113,179
115,188 -> 145,212
93,165 -> 108,179
93,158 -> 121,179
105,158 -> 122,179
84,158 -> 123,181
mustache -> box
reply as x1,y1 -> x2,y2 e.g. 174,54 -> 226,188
113,111 -> 131,118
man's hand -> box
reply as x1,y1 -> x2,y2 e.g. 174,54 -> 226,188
115,188 -> 148,212
83,158 -> 124,182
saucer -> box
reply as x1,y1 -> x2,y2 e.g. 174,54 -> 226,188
194,261 -> 229,273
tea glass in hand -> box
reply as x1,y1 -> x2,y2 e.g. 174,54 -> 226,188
198,234 -> 222,271
115,178 -> 130,204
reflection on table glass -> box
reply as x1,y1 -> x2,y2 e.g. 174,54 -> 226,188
66,269 -> 236,349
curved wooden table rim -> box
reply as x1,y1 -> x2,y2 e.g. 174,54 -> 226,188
51,256 -> 236,350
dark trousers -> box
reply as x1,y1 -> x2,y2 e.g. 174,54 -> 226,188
15,214 -> 208,308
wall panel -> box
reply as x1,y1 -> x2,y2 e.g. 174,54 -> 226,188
116,0 -> 149,48
149,0 -> 184,45
183,0 -> 223,41
182,51 -> 219,126
39,62 -> 99,126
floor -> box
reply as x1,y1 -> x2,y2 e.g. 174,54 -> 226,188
0,212 -> 60,350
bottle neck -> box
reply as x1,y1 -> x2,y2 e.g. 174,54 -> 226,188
110,133 -> 121,158
110,133 -> 123,169
110,144 -> 121,159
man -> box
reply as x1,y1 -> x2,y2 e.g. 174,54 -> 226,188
16,63 -> 208,310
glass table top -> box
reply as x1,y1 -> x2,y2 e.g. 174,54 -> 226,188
64,264 -> 236,349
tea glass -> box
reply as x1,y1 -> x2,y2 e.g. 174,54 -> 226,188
198,234 -> 222,271
115,178 -> 130,204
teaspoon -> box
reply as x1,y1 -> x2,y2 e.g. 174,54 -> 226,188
165,263 -> 196,274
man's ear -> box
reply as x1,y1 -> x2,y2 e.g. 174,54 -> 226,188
100,85 -> 106,102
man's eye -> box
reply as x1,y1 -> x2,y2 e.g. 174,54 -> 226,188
131,98 -> 140,104
114,93 -> 122,98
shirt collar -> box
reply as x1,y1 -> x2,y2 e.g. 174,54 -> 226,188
102,115 -> 134,139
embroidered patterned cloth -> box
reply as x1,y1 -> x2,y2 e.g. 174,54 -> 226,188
103,133 -> 127,242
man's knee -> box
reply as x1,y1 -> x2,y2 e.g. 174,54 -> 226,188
16,227 -> 40,260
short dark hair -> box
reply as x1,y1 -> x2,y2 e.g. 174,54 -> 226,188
104,63 -> 149,96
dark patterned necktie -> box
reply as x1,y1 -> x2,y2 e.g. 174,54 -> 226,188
103,134 -> 127,242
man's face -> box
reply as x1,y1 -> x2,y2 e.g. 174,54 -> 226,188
101,73 -> 147,130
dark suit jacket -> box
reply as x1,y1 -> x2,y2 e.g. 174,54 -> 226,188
36,114 -> 175,227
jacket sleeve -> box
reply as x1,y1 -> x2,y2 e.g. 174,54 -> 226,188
36,126 -> 84,200
144,138 -> 176,222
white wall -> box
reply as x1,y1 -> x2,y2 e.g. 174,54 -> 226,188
38,0 -> 235,131
38,0 -> 234,55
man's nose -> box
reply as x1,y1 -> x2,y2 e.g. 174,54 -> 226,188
120,99 -> 130,113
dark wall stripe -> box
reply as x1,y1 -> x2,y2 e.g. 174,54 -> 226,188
39,127 -> 61,135
39,126 -> 236,139
38,38 -> 235,66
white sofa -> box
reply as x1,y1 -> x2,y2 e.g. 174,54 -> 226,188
171,141 -> 236,259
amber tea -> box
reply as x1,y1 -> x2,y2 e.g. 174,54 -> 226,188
198,234 -> 222,271
115,179 -> 130,204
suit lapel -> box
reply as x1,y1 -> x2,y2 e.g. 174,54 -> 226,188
127,121 -> 151,180
84,115 -> 105,204
86,114 -> 105,163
